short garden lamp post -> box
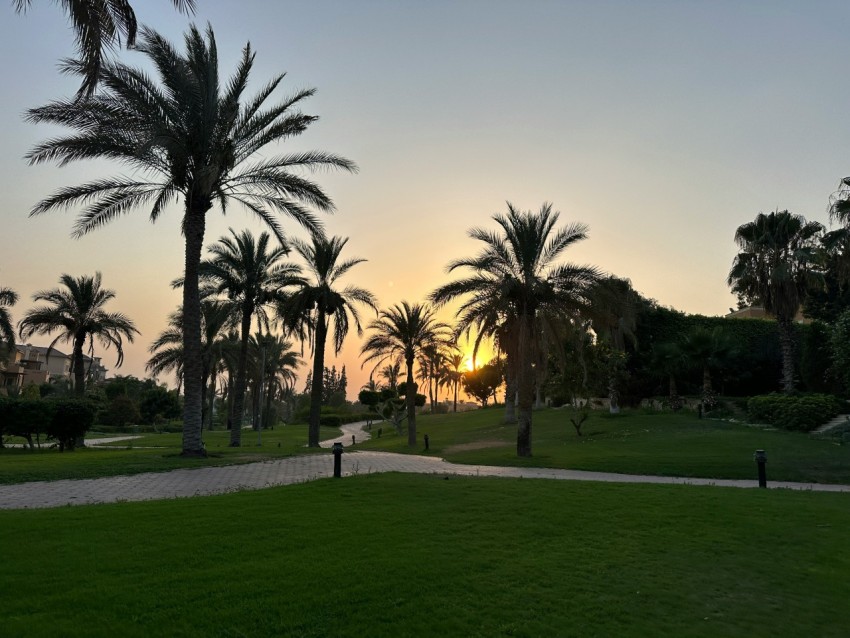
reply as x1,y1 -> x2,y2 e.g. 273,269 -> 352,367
332,442 -> 344,478
754,449 -> 767,488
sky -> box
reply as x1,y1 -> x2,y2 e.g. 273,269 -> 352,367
2,1 -> 850,398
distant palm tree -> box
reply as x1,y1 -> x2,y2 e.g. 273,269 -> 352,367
247,332 -> 301,429
0,286 -> 18,361
679,327 -> 736,406
26,24 -> 355,456
378,362 -> 401,391
147,300 -> 233,428
586,277 -> 640,414
14,0 -> 195,97
442,352 -> 466,412
18,273 -> 138,396
196,229 -> 302,446
281,235 -> 376,447
432,203 -> 598,457
361,302 -> 451,447
728,210 -> 823,393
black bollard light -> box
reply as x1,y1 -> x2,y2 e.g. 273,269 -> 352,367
332,442 -> 344,478
754,449 -> 767,488
424,434 -> 430,451
352,434 -> 356,446
377,428 -> 382,438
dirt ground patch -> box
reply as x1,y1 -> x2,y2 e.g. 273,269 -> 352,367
443,440 -> 510,454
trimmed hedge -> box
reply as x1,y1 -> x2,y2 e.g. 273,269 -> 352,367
746,393 -> 844,432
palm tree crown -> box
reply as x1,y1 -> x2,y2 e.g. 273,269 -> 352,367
360,301 -> 451,447
281,235 -> 377,447
0,286 -> 18,361
14,0 -> 195,97
18,273 -> 138,395
728,210 -> 823,393
197,228 -> 301,446
431,202 -> 599,456
25,24 -> 355,455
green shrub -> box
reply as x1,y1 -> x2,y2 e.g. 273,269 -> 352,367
47,399 -> 96,451
319,414 -> 342,427
747,393 -> 844,432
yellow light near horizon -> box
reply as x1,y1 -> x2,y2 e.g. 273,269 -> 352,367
463,354 -> 477,372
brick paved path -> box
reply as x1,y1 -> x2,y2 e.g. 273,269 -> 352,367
2,446 -> 849,510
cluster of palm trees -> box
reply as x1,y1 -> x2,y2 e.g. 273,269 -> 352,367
1,273 -> 138,400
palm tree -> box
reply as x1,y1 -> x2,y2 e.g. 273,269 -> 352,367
728,210 -> 823,393
196,229 -> 301,446
247,332 -> 301,430
442,352 -> 466,412
431,203 -> 599,457
14,0 -> 195,97
147,300 -> 233,429
417,342 -> 449,412
586,277 -> 640,414
378,362 -> 401,391
18,273 -> 138,396
25,24 -> 355,456
0,286 -> 18,362
281,235 -> 376,447
360,302 -> 451,447
679,327 -> 736,407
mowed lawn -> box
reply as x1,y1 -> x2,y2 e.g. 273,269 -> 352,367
0,425 -> 345,485
1,473 -> 848,637
362,408 -> 850,484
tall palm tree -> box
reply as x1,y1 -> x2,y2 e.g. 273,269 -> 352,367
196,229 -> 301,446
18,273 -> 138,396
360,302 -> 451,447
417,342 -> 450,412
728,210 -> 823,393
14,0 -> 195,96
432,203 -> 599,457
25,25 -> 355,456
281,235 -> 377,447
0,286 -> 18,362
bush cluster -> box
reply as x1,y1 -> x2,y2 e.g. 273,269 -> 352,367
0,397 -> 96,450
746,393 -> 844,432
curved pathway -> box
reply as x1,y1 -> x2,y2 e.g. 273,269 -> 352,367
2,442 -> 849,509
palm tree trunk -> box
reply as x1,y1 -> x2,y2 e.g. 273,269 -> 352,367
308,310 -> 328,447
406,355 -> 417,447
504,361 -> 517,423
453,379 -> 458,412
777,316 -> 796,394
702,366 -> 712,395
181,207 -> 208,457
72,332 -> 86,396
72,332 -> 87,449
516,314 -> 534,457
207,372 -> 216,431
230,303 -> 252,447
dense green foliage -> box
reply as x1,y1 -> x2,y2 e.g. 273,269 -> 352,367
747,393 -> 844,432
0,397 -> 95,451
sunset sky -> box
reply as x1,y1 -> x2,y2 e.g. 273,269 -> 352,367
2,1 -> 850,398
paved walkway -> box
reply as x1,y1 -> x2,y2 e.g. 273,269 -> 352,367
2,444 -> 849,509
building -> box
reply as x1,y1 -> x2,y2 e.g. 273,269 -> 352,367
0,344 -> 107,393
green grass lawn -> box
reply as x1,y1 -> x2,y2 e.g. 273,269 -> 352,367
1,474 -> 847,637
362,408 -> 850,484
0,425 -> 345,484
